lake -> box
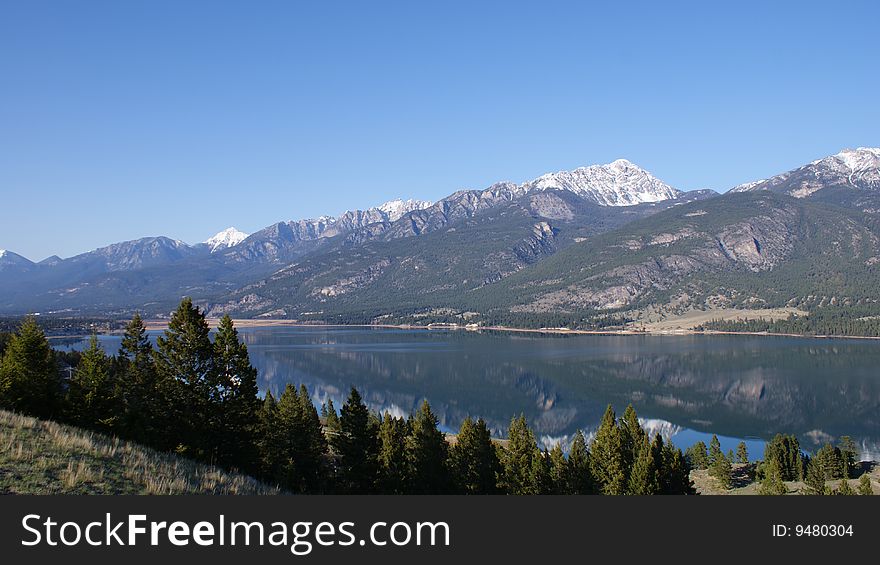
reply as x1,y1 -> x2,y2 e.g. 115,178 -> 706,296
55,327 -> 880,460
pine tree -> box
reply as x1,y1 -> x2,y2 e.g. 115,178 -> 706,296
565,431 -> 593,494
764,434 -> 802,481
685,441 -> 710,470
708,434 -> 722,467
66,334 -> 116,432
449,417 -> 501,494
211,315 -> 261,471
660,439 -> 695,495
834,479 -> 855,495
297,384 -> 328,492
406,400 -> 449,494
501,414 -> 540,495
378,414 -> 410,494
549,444 -> 567,494
331,387 -> 379,493
628,436 -> 659,495
153,298 -> 216,459
857,473 -> 873,495
255,391 -> 285,481
590,405 -> 627,495
276,384 -> 304,489
0,316 -> 61,419
528,448 -> 553,495
837,436 -> 857,479
273,384 -> 326,492
805,459 -> 828,495
116,313 -> 169,448
815,443 -> 844,480
736,441 -> 749,464
619,404 -> 645,479
322,398 -> 341,434
709,451 -> 733,490
758,458 -> 787,495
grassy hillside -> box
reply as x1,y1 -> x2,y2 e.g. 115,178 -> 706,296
0,410 -> 280,494
691,463 -> 879,495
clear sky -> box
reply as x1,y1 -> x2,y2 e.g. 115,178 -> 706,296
2,0 -> 878,261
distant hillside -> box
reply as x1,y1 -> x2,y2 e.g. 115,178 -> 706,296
0,410 -> 279,495
3,147 -> 880,335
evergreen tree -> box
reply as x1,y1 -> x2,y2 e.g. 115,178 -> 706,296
378,414 -> 410,494
619,404 -> 645,478
857,473 -> 873,495
708,434 -> 722,466
709,451 -> 733,490
66,334 -> 115,431
565,431 -> 593,494
736,441 -> 749,464
297,384 -> 328,492
501,414 -> 541,495
628,436 -> 659,495
116,313 -> 168,448
275,384 -> 304,489
758,458 -> 787,495
590,405 -> 627,495
764,434 -> 802,481
837,436 -> 857,479
449,417 -> 501,494
685,441 -> 710,470
406,400 -> 450,494
274,384 -> 327,492
153,298 -> 215,459
322,398 -> 341,434
331,387 -> 379,493
0,316 -> 61,419
659,438 -> 695,495
805,459 -> 828,495
255,391 -> 285,481
211,315 -> 261,471
834,479 -> 855,495
814,443 -> 844,480
528,448 -> 553,495
549,444 -> 568,494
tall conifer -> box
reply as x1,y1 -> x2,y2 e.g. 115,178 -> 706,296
590,405 -> 627,495
0,316 -> 61,419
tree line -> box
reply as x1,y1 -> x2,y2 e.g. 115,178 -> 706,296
0,299 -> 874,495
685,431 -> 874,495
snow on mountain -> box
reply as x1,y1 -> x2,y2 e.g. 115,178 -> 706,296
730,147 -> 880,197
204,227 -> 250,252
729,179 -> 766,193
376,198 -> 433,221
522,158 -> 681,206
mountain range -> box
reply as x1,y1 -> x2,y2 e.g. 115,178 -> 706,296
2,148 -> 879,331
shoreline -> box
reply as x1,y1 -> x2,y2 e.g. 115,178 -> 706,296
132,319 -> 880,341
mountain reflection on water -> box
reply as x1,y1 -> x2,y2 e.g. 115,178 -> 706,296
67,327 -> 880,460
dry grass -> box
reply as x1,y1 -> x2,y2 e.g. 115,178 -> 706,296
631,307 -> 807,332
691,463 -> 880,495
0,410 -> 281,495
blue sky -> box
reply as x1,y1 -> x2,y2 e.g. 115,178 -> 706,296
2,0 -> 878,261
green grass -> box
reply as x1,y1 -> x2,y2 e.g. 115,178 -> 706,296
0,409 -> 280,494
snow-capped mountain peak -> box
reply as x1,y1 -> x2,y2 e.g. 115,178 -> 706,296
375,198 -> 433,221
204,227 -> 249,252
524,159 -> 681,206
826,147 -> 880,171
730,147 -> 880,197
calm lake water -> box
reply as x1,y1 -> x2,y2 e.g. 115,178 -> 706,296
56,327 -> 880,460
